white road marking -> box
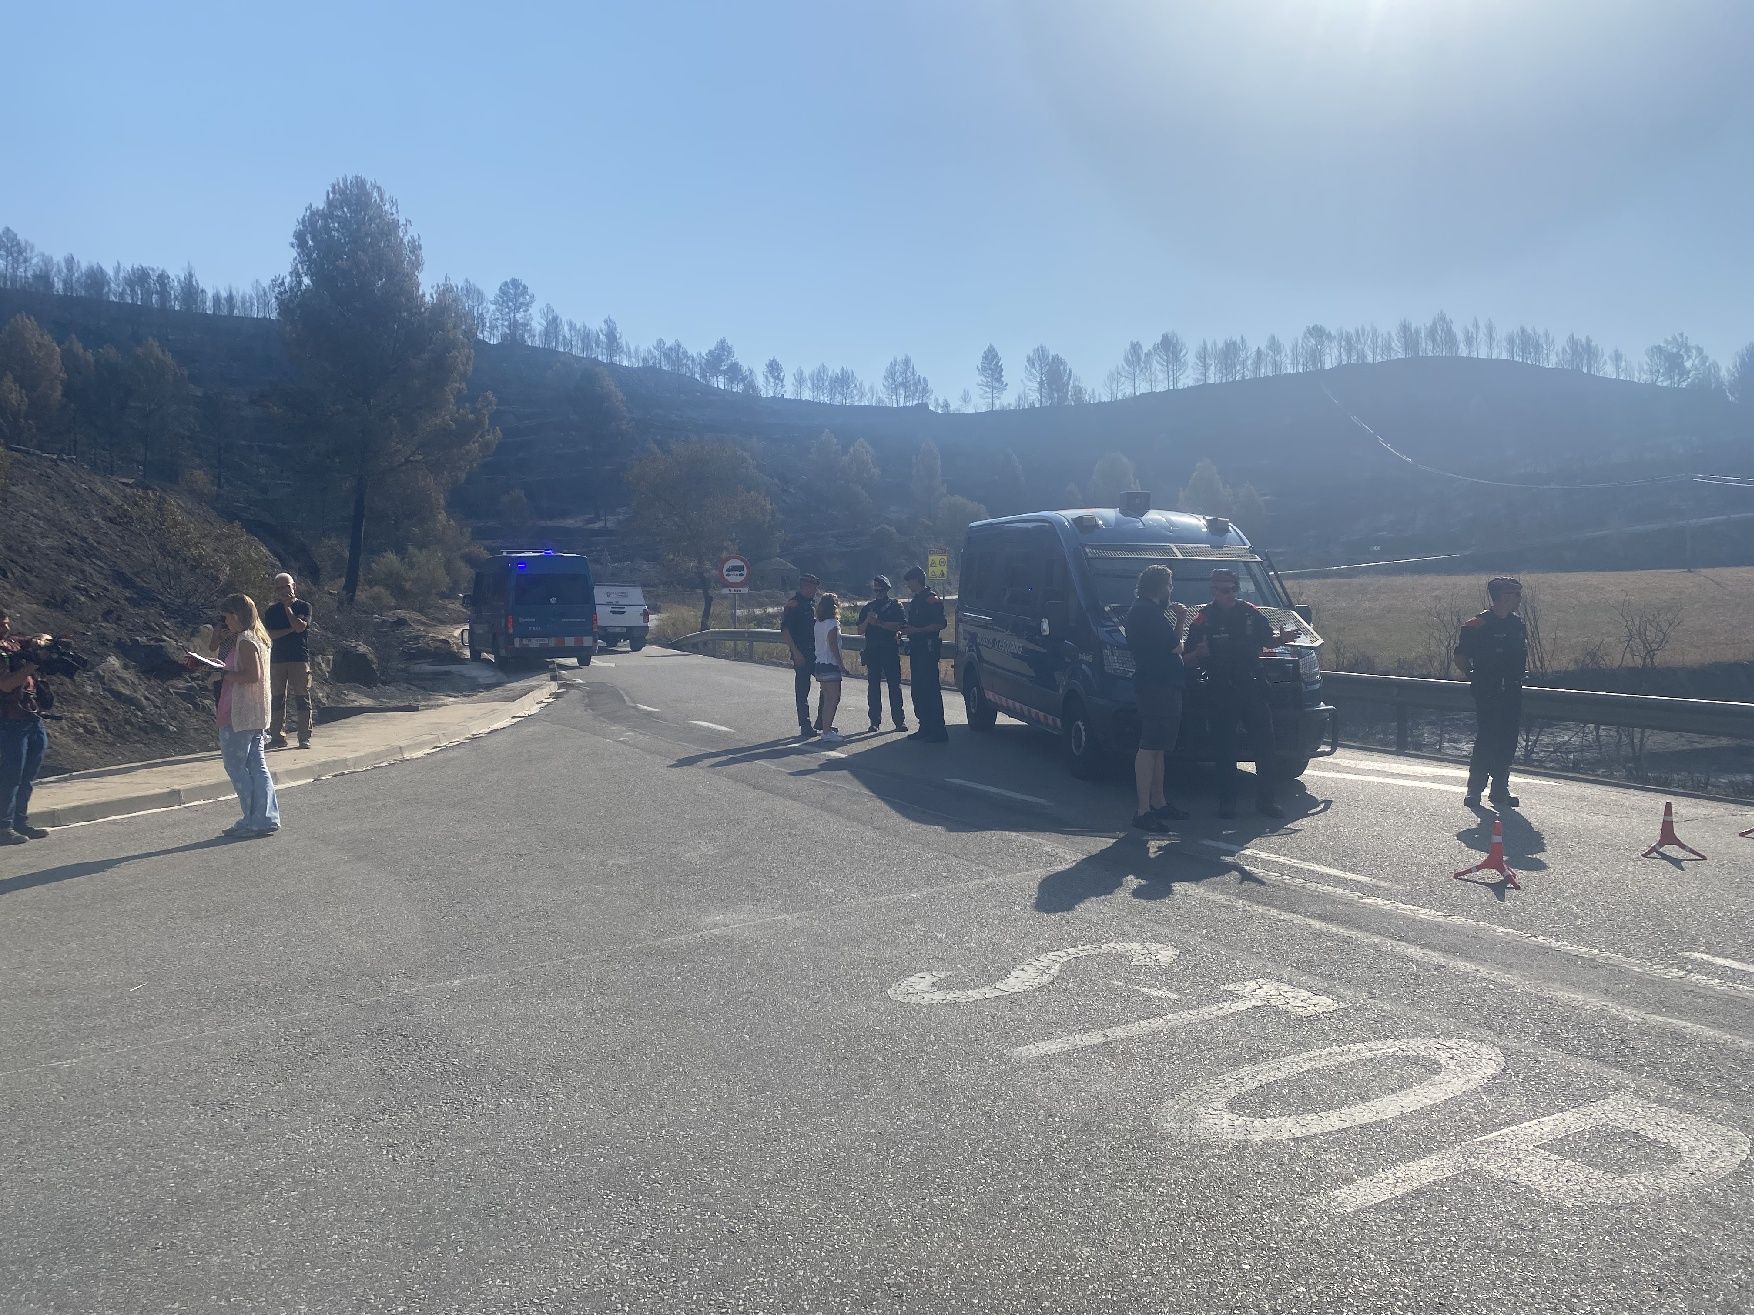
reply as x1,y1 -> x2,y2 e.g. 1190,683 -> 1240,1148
1336,758 -> 1471,779
1304,769 -> 1467,793
1326,1093 -> 1751,1214
1157,1037 -> 1505,1143
1011,979 -> 1342,1061
889,942 -> 1178,1005
1683,951 -> 1754,975
1194,887 -> 1754,1053
634,704 -> 661,713
944,778 -> 1053,808
1199,839 -> 1402,890
592,661 -> 616,667
821,750 -> 847,758
1219,855 -> 1754,999
689,720 -> 736,733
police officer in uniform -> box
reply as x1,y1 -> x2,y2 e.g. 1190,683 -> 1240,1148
1185,567 -> 1283,819
899,566 -> 948,742
856,575 -> 908,733
782,573 -> 821,738
1455,576 -> 1527,809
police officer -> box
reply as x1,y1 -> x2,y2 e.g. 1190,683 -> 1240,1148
856,575 -> 908,734
899,566 -> 948,743
0,606 -> 51,844
782,573 -> 821,738
1185,567 -> 1283,819
1455,576 -> 1527,809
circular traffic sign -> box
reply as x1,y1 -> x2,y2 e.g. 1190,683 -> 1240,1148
717,554 -> 751,588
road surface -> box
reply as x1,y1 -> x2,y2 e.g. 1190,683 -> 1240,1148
3,647 -> 1750,1313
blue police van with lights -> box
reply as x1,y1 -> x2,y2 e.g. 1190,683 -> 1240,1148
466,550 -> 597,667
955,491 -> 1337,779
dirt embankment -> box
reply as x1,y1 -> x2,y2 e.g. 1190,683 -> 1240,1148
0,451 -> 484,776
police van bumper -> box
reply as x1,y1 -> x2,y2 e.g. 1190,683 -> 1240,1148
1299,703 -> 1340,759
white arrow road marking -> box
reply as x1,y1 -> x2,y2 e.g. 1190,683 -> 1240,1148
1011,980 -> 1342,1061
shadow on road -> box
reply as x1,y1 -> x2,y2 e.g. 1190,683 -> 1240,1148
0,836 -> 239,897
1035,785 -> 1324,913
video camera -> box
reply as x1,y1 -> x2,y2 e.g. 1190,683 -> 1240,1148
6,635 -> 90,680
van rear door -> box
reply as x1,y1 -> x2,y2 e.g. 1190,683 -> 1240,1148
511,569 -> 595,642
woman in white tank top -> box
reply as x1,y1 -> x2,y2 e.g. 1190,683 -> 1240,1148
812,592 -> 845,742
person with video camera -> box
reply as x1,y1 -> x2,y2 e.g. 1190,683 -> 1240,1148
0,606 -> 51,844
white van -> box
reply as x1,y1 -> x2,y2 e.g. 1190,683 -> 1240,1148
594,584 -> 651,651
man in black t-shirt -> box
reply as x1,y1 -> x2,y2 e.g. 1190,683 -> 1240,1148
781,574 -> 821,738
1454,576 -> 1529,809
856,576 -> 909,733
262,572 -> 314,749
899,567 -> 948,742
1185,567 -> 1283,819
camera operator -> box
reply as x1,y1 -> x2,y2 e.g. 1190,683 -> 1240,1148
0,606 -> 50,844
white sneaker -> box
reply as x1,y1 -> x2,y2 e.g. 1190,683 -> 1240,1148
821,729 -> 845,744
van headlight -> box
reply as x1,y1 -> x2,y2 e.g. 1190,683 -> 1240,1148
1103,646 -> 1135,678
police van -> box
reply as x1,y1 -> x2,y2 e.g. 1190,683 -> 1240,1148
466,550 -> 597,667
955,492 -> 1337,778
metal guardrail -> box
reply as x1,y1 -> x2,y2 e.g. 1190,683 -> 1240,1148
675,629 -> 1754,746
671,628 -> 960,661
1320,671 -> 1754,747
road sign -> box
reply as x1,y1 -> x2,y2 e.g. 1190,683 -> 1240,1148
717,554 -> 751,590
927,548 -> 949,585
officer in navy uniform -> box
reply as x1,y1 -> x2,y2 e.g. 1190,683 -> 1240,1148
856,575 -> 908,733
899,566 -> 948,743
1185,567 -> 1283,819
781,573 -> 821,738
1455,576 -> 1528,809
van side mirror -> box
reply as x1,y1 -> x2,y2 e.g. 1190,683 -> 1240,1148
1293,604 -> 1313,624
1043,599 -> 1069,636
461,593 -> 474,606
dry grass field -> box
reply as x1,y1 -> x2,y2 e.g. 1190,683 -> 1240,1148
1296,567 -> 1754,674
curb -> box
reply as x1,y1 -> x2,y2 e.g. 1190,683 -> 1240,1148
30,682 -> 560,830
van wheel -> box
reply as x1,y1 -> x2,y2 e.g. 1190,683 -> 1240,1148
467,628 -> 482,662
577,653 -> 593,668
1062,696 -> 1105,779
962,669 -> 997,732
629,639 -> 646,652
1276,753 -> 1311,780
491,638 -> 505,664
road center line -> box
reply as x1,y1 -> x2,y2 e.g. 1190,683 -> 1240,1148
1199,839 -> 1402,889
689,720 -> 735,733
944,778 -> 1053,808
1192,888 -> 1754,1054
1216,857 -> 1754,999
1684,951 -> 1754,975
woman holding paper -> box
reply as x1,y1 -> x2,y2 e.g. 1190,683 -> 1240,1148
188,594 -> 281,837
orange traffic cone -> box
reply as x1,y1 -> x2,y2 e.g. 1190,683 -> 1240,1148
1642,802 -> 1705,860
1454,818 -> 1521,889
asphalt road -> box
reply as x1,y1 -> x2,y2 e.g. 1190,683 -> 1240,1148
3,647 -> 1751,1314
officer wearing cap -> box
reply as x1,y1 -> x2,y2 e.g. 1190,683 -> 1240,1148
1185,567 -> 1283,818
856,575 -> 909,734
899,566 -> 948,742
1455,576 -> 1527,809
782,573 -> 821,738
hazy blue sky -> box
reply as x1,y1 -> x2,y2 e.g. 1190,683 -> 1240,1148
7,0 -> 1751,398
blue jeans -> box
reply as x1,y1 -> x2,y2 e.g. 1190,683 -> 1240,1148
0,715 -> 47,831
219,727 -> 280,831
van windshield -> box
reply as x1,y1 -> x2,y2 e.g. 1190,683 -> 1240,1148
1082,555 -> 1277,617
513,573 -> 593,606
